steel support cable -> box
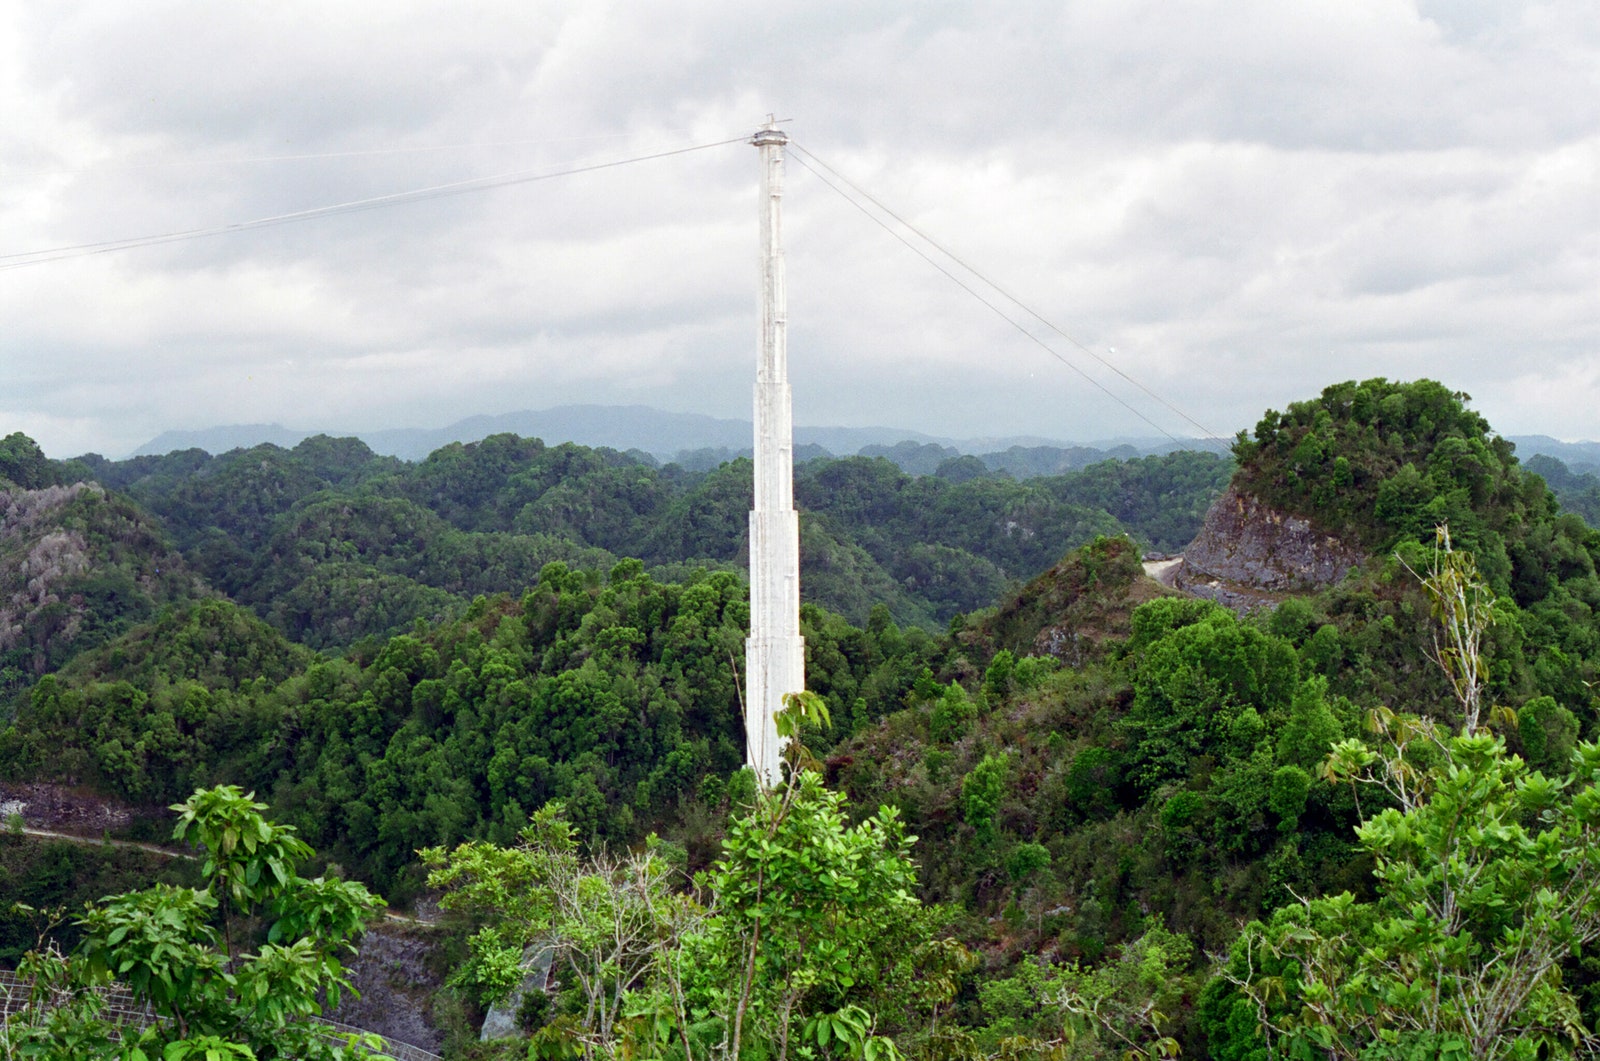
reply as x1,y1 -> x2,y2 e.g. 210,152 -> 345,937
1,136 -> 748,271
789,141 -> 1231,455
786,150 -> 1188,449
102,131 -> 656,169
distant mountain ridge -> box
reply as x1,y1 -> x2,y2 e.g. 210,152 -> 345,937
128,405 -> 1214,465
131,406 -> 930,462
1508,435 -> 1600,471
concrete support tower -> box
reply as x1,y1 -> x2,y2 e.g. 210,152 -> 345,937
746,118 -> 805,787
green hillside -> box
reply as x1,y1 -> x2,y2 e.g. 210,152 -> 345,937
72,434 -> 1227,649
2,449 -> 208,703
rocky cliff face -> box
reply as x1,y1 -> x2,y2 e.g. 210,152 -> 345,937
1174,485 -> 1365,609
324,922 -> 448,1054
1,483 -> 204,681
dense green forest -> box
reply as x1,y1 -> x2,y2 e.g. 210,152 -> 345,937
1526,453 -> 1600,529
0,427 -> 1225,709
4,379 -> 1600,1059
62,431 -> 1226,648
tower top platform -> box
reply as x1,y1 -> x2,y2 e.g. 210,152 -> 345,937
751,116 -> 789,147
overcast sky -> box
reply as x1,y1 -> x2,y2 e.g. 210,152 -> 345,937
3,1 -> 1596,459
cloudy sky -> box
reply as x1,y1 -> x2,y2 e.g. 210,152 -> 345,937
3,1 -> 1596,459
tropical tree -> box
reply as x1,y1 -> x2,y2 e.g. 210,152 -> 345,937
1203,529 -> 1600,1060
422,801 -> 688,1059
425,694 -> 932,1061
0,785 -> 385,1060
1205,723 -> 1600,1060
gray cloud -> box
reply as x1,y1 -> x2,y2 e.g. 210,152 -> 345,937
2,0 -> 1596,457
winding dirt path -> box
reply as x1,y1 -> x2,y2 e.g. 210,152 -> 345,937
14,825 -> 195,859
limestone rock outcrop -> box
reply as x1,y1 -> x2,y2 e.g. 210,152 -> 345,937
1173,485 -> 1365,610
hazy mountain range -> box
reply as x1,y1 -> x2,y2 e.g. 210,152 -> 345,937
128,406 -> 1598,483
128,405 -> 1217,464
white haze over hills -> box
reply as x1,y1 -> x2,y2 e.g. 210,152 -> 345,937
124,407 -> 1600,475
126,405 -> 1208,464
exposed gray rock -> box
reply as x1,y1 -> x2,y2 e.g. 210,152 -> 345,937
325,923 -> 447,1055
480,944 -> 554,1041
1141,557 -> 1183,587
1177,486 -> 1366,610
0,781 -> 149,836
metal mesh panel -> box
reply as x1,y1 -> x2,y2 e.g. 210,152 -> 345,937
0,969 -> 441,1060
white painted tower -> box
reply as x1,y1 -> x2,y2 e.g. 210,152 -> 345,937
746,118 -> 805,787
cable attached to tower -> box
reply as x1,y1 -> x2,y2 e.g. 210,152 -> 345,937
788,141 -> 1231,456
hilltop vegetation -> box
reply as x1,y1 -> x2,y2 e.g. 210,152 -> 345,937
1232,379 -> 1566,575
1527,452 -> 1600,528
6,380 -> 1600,1057
1,436 -> 208,704
66,433 -> 1227,651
